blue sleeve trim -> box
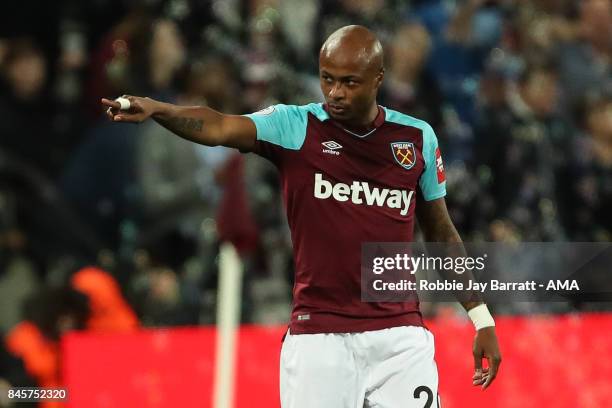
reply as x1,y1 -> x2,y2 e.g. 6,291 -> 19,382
423,191 -> 446,202
244,104 -> 324,150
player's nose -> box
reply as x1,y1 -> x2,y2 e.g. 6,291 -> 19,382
328,82 -> 345,100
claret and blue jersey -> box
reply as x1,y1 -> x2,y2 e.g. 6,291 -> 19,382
245,103 -> 447,334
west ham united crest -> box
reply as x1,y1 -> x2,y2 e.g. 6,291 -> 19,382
390,142 -> 416,170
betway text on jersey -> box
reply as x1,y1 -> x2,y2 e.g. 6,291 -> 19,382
313,173 -> 413,216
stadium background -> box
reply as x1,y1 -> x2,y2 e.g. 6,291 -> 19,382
0,0 -> 611,407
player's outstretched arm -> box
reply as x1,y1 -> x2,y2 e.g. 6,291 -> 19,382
101,96 -> 256,151
416,196 -> 502,390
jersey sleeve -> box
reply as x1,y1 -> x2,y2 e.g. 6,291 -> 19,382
419,124 -> 447,201
243,104 -> 308,164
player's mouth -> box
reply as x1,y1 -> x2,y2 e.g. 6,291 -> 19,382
328,103 -> 348,115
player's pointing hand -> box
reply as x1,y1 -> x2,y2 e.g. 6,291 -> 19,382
101,95 -> 158,123
472,326 -> 502,390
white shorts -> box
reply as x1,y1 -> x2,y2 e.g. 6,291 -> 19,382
280,325 -> 440,408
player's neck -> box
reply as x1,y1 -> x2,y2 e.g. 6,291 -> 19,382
364,102 -> 380,126
339,103 -> 380,131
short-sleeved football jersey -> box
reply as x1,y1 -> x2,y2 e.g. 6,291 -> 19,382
245,103 -> 446,334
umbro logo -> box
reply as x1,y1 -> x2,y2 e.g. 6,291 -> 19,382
322,141 -> 342,150
322,141 -> 342,156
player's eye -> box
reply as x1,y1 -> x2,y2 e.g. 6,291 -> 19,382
322,75 -> 332,83
346,79 -> 358,86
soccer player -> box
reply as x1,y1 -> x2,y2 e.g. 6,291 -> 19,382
102,25 -> 501,407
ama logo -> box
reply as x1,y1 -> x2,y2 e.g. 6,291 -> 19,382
391,142 -> 416,170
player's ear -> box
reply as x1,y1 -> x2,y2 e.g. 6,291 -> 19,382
375,68 -> 384,89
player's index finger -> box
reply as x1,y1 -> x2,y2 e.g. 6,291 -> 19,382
101,98 -> 120,109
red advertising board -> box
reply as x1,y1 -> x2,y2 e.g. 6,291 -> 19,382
62,314 -> 612,407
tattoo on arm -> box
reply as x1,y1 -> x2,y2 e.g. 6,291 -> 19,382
168,117 -> 204,133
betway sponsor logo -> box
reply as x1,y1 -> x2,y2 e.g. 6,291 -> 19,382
313,173 -> 413,216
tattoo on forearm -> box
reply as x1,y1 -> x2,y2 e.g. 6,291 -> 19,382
168,117 -> 204,132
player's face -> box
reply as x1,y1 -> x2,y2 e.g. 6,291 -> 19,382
319,55 -> 382,124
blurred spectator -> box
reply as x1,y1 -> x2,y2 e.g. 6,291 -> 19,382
59,117 -> 140,250
557,0 -> 612,113
0,132 -> 103,281
83,9 -> 171,117
3,267 -> 137,404
474,63 -> 570,240
129,250 -> 201,326
0,39 -> 60,176
127,17 -> 186,97
561,94 -> 612,241
4,287 -> 89,398
427,0 -> 501,126
182,55 -> 242,113
62,17 -> 187,250
380,22 -> 443,130
70,267 -> 139,331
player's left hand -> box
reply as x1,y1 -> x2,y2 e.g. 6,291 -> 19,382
472,326 -> 501,390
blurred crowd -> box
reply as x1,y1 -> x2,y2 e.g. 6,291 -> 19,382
1,0 -> 612,392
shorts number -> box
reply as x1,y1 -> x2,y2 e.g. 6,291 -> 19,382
413,385 -> 433,408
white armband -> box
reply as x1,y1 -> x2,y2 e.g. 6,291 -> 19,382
468,304 -> 495,330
